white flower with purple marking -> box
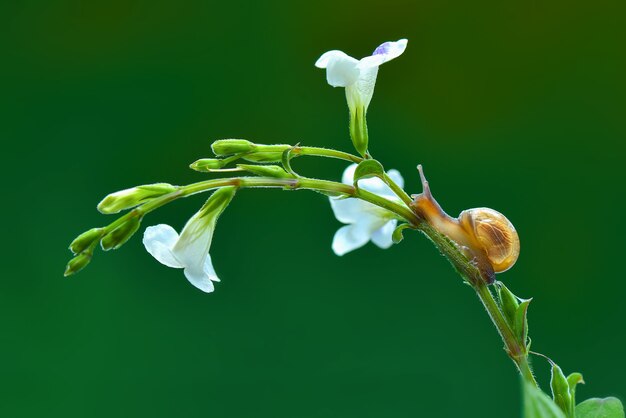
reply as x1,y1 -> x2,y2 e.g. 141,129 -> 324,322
142,187 -> 235,293
329,164 -> 405,256
315,39 -> 408,112
315,39 -> 407,156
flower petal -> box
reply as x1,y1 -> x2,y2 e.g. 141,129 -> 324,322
315,50 -> 343,68
203,254 -> 220,282
370,219 -> 398,249
315,50 -> 360,87
341,163 -> 358,184
330,196 -> 365,224
183,267 -> 215,293
332,224 -> 371,256
172,214 -> 215,276
386,169 -> 404,189
372,39 -> 408,63
347,66 -> 379,110
143,224 -> 184,268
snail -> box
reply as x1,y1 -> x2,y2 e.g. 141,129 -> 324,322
410,165 -> 520,284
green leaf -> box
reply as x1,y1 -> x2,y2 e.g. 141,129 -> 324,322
392,223 -> 413,244
524,381 -> 567,418
551,363 -> 573,417
353,159 -> 384,187
514,298 -> 532,347
576,397 -> 624,418
496,282 -> 519,326
567,373 -> 585,412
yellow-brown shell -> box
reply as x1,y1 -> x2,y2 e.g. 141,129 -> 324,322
459,208 -> 520,273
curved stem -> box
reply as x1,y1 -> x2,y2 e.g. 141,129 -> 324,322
290,146 -> 414,210
101,176 -> 418,236
382,173 -> 414,207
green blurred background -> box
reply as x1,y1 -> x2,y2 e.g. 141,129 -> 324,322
2,0 -> 625,416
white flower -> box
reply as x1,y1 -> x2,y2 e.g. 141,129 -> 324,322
329,164 -> 405,256
315,39 -> 408,111
143,218 -> 219,293
142,187 -> 236,293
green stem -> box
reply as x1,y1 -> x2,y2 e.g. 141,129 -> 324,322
382,173 -> 414,207
475,282 -> 538,387
102,176 -> 417,235
292,146 -> 363,163
290,146 -> 414,209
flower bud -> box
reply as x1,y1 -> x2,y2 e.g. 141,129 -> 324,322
98,183 -> 177,214
64,252 -> 93,276
237,164 -> 293,178
211,139 -> 255,156
241,144 -> 291,163
189,158 -> 225,172
101,217 -> 142,251
69,227 -> 104,254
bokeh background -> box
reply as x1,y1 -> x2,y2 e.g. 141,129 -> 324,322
2,0 -> 625,417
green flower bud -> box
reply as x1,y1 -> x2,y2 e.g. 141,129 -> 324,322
211,139 -> 255,156
189,158 -> 225,172
98,183 -> 177,214
237,164 -> 293,178
64,252 -> 93,276
240,144 -> 291,163
69,227 -> 104,254
101,217 -> 141,251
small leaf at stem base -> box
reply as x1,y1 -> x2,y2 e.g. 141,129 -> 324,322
576,397 -> 624,418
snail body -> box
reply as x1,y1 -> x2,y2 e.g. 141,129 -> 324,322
410,165 -> 520,283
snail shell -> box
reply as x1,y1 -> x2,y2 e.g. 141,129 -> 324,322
410,165 -> 520,282
458,208 -> 520,273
